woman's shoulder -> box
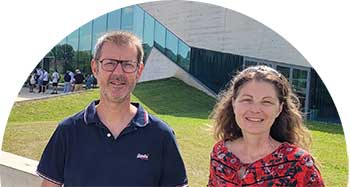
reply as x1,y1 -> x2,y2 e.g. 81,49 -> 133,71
210,140 -> 227,156
278,142 -> 315,162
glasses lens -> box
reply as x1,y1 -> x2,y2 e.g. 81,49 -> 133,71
101,60 -> 116,71
100,59 -> 138,73
122,61 -> 137,73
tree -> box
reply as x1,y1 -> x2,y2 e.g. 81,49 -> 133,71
46,44 -> 75,73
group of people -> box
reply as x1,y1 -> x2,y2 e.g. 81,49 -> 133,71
28,68 -> 58,94
27,68 -> 97,95
63,69 -> 97,93
37,31 -> 324,186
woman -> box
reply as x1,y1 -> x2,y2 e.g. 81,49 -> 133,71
208,65 -> 324,186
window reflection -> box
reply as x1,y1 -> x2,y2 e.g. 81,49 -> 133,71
276,65 -> 290,79
177,40 -> 190,71
154,21 -> 166,52
67,29 -> 79,51
165,30 -> 178,62
143,12 -> 154,61
133,6 -> 144,40
107,9 -> 121,31
292,69 -> 308,110
244,60 -> 257,68
92,14 -> 107,51
79,21 -> 92,52
121,6 -> 133,31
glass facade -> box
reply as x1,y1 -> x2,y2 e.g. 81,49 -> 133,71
107,9 -> 121,31
57,5 -> 191,73
92,14 -> 107,50
121,6 -> 133,31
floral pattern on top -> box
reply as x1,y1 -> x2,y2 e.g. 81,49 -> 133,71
208,140 -> 324,187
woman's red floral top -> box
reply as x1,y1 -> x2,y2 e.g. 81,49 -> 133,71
208,140 -> 324,187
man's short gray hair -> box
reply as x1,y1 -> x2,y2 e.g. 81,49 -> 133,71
93,31 -> 144,64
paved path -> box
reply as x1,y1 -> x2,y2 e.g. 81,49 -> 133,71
16,86 -> 67,102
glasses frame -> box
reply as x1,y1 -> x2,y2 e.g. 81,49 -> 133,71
98,58 -> 139,73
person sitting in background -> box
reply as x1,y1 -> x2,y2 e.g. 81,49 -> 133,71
208,65 -> 324,186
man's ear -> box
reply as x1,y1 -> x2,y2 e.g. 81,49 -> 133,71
136,62 -> 144,81
91,59 -> 98,77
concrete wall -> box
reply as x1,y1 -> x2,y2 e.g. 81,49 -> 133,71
140,1 -> 310,68
140,47 -> 216,98
0,151 -> 41,187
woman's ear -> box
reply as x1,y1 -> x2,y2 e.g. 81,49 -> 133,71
277,102 -> 283,117
231,97 -> 235,112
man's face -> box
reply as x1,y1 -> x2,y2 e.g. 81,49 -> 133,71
91,42 -> 144,104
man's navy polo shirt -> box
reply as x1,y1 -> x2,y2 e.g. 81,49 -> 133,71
37,100 -> 188,186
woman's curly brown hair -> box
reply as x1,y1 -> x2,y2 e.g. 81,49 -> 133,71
211,65 -> 312,151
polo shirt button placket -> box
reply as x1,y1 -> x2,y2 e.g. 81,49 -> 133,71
107,133 -> 112,138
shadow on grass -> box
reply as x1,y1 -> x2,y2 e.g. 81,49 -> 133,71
306,121 -> 344,135
134,78 -> 216,119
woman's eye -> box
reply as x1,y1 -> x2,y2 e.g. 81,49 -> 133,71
240,99 -> 251,103
262,100 -> 274,105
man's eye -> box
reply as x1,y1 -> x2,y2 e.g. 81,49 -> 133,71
124,62 -> 135,67
104,62 -> 115,66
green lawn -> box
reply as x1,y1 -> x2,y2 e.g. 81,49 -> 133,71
3,78 -> 348,186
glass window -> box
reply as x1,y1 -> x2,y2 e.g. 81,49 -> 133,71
259,62 -> 273,67
276,65 -> 290,79
143,12 -> 154,60
244,60 -> 257,68
92,14 -> 107,52
107,9 -> 121,31
177,40 -> 190,71
133,5 -> 144,39
121,6 -> 133,31
59,37 -> 67,45
67,29 -> 79,51
165,30 -> 178,62
79,21 -> 92,52
292,68 -> 308,110
154,21 -> 166,52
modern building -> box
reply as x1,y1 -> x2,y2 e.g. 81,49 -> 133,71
42,1 -> 340,123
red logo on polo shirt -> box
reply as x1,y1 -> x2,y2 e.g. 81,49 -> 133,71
136,153 -> 149,160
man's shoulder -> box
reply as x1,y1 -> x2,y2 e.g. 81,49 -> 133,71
147,113 -> 174,134
58,109 -> 85,128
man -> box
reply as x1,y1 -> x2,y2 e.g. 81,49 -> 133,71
51,69 -> 60,94
42,69 -> 49,94
73,69 -> 84,91
68,70 -> 75,92
63,70 -> 71,93
36,31 -> 188,187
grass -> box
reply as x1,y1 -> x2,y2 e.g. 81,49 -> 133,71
3,77 -> 348,186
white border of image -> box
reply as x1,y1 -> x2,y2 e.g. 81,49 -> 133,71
0,0 -> 349,185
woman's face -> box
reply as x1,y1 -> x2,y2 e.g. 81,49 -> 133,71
232,80 -> 283,137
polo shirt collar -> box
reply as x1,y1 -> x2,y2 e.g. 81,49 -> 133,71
83,100 -> 149,127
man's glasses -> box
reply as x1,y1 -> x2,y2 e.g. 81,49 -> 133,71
99,59 -> 139,73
